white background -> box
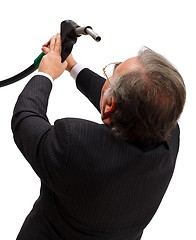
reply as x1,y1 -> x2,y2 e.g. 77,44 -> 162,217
0,0 -> 195,239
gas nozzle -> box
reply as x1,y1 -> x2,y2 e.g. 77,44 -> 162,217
60,20 -> 101,61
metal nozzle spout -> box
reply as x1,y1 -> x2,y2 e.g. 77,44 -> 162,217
75,26 -> 101,42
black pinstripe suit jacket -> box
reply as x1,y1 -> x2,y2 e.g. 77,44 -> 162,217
12,68 -> 180,240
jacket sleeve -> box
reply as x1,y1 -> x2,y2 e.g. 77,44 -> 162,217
76,68 -> 106,113
11,75 -> 70,192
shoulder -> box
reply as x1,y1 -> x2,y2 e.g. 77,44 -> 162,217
166,123 -> 180,157
55,117 -> 101,128
54,117 -> 107,136
54,117 -> 113,145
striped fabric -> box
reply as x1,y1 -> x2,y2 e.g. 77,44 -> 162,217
12,69 -> 180,240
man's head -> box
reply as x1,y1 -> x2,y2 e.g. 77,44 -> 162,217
100,47 -> 186,146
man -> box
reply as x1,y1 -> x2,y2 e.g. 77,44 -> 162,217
12,34 -> 186,240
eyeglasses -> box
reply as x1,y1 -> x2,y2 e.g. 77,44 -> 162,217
103,62 -> 122,80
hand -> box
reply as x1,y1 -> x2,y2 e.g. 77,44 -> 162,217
38,33 -> 68,80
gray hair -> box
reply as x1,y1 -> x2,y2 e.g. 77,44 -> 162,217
105,47 -> 186,146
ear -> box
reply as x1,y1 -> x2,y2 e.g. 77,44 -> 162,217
103,96 -> 115,116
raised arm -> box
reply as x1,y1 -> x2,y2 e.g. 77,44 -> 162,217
66,54 -> 106,112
